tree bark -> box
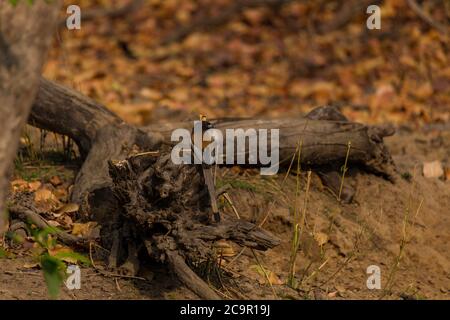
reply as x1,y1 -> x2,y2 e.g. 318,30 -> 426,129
0,0 -> 61,236
30,78 -> 396,207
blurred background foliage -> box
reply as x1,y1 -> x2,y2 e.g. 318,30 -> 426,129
42,0 -> 449,126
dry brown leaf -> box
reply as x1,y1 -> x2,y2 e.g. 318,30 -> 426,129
28,181 -> 42,192
35,188 -> 57,202
328,291 -> 338,298
10,179 -> 28,192
314,232 -> 329,247
34,188 -> 61,211
55,203 -> 79,215
214,240 -> 235,257
423,161 -> 444,179
400,54 -> 417,68
60,215 -> 73,228
23,262 -> 40,269
139,88 -> 163,100
250,265 -> 283,285
267,271 -> 283,285
371,84 -> 397,111
71,222 -> 98,237
412,82 -> 433,100
243,8 -> 266,26
335,285 -> 346,293
47,220 -> 61,227
48,247 -> 78,264
49,175 -> 62,187
53,187 -> 68,202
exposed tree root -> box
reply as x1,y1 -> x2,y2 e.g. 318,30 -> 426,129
8,194 -> 90,247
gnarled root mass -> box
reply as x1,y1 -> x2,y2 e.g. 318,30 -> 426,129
107,150 -> 280,299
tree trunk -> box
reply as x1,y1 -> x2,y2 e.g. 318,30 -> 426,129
31,79 -> 396,205
0,0 -> 61,236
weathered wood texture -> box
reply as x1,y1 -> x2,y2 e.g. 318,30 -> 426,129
143,117 -> 396,178
107,151 -> 280,299
31,78 -> 158,203
30,79 -> 396,206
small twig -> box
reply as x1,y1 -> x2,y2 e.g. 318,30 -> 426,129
4,270 -> 41,276
222,193 -> 240,219
226,286 -> 249,300
287,141 -> 303,288
115,278 -> 122,292
216,184 -> 232,197
407,0 -> 448,36
213,267 -> 234,299
88,241 -> 99,270
299,170 -> 312,236
250,249 -> 278,299
223,247 -> 246,270
8,205 -> 88,246
133,151 -> 160,157
338,141 -> 351,202
211,286 -> 232,299
302,258 -> 330,284
88,239 -> 146,281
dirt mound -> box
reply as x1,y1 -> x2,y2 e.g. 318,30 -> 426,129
211,127 -> 450,299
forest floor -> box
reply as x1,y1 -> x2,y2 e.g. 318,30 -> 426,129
1,0 -> 449,299
1,124 -> 448,300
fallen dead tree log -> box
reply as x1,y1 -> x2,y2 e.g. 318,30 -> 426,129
32,78 -> 396,202
26,77 -> 396,299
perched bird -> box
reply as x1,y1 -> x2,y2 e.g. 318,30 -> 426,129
192,115 -> 220,223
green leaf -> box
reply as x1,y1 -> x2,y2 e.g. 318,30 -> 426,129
40,254 -> 66,299
8,0 -> 38,6
31,226 -> 60,249
53,250 -> 91,266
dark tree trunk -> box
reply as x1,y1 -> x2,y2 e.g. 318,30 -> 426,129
0,1 -> 61,236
